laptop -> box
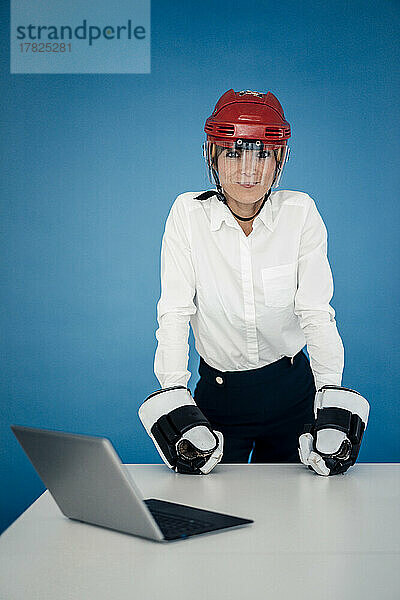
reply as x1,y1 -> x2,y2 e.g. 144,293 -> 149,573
11,425 -> 253,542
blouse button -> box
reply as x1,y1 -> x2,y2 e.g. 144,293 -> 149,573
216,376 -> 224,385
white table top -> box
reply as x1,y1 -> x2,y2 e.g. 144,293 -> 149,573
1,463 -> 399,600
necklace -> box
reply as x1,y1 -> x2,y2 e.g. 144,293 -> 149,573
223,189 -> 272,222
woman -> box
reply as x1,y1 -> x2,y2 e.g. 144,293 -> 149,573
139,89 -> 369,476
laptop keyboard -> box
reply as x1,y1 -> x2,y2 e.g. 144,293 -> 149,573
143,498 -> 253,540
148,508 -> 214,537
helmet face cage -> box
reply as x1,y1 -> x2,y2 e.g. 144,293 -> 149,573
203,139 -> 290,193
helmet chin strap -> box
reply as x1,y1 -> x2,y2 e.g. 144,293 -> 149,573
211,160 -> 279,222
224,188 -> 272,222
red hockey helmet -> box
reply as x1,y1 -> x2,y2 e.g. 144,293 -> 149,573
203,89 -> 291,191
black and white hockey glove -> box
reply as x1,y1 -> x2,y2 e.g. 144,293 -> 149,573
138,386 -> 224,474
298,385 -> 370,476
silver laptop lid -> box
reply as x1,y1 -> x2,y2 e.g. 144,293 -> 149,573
11,425 -> 164,542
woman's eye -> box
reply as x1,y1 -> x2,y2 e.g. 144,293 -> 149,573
225,150 -> 272,159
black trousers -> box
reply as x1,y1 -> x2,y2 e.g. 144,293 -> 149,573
193,350 -> 316,464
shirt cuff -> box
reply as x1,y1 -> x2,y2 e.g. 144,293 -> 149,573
156,372 -> 190,390
314,373 -> 343,392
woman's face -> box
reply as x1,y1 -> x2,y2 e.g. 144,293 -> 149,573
217,145 -> 277,204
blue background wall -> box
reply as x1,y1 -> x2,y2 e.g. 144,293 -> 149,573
1,0 -> 399,534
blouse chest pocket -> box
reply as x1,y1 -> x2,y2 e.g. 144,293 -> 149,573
261,263 -> 297,308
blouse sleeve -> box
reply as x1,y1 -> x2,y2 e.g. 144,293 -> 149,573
154,195 -> 197,388
294,196 -> 344,391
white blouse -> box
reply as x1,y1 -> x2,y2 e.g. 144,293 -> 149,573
154,189 -> 344,392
